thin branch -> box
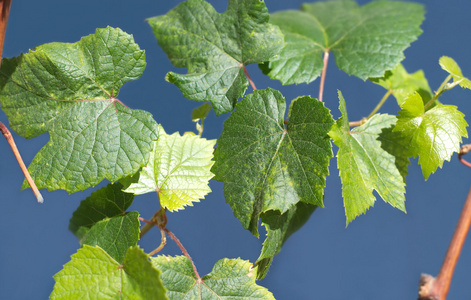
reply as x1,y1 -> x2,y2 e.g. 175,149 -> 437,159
0,0 -> 12,62
458,144 -> 471,168
148,226 -> 166,256
139,210 -> 160,238
243,65 -> 257,91
0,0 -> 43,203
318,51 -> 329,102
349,118 -> 367,127
367,90 -> 392,119
418,187 -> 471,300
0,122 -> 44,203
164,227 -> 201,281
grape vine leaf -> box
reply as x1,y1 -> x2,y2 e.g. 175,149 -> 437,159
394,92 -> 468,179
370,64 -> 432,106
329,91 -> 406,224
212,88 -> 334,236
124,126 -> 216,211
0,26 -> 159,193
51,245 -> 167,300
69,182 -> 134,238
80,212 -> 140,263
263,0 -> 424,85
192,103 -> 212,136
256,202 -> 316,280
377,124 -> 411,183
439,56 -> 471,89
69,182 -> 139,263
152,255 -> 274,300
147,0 -> 284,115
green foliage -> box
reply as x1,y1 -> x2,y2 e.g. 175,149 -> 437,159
256,202 -> 316,279
69,182 -> 140,263
152,255 -> 275,300
370,63 -> 432,106
263,0 -> 424,84
124,126 -> 216,211
51,245 -> 167,300
439,56 -> 471,89
0,26 -> 159,193
394,92 -> 468,179
148,0 -> 284,115
329,92 -> 406,223
3,0 -> 471,298
212,88 -> 334,236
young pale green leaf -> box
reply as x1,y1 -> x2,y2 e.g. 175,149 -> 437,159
212,88 -> 334,236
192,103 -> 212,135
124,126 -> 216,211
80,212 -> 140,263
394,93 -> 468,179
256,202 -> 316,280
439,56 -> 471,89
0,26 -> 159,193
51,245 -> 167,300
152,255 -> 274,300
370,64 -> 432,106
329,91 -> 406,224
69,182 -> 134,238
264,0 -> 424,84
147,0 -> 284,115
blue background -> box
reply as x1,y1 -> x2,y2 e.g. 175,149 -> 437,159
1,0 -> 471,299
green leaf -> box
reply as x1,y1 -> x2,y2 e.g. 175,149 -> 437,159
212,88 -> 334,236
0,26 -> 159,193
264,0 -> 424,84
329,91 -> 406,224
80,211 -> 140,263
124,126 -> 216,211
394,92 -> 468,179
148,0 -> 284,115
192,103 -> 212,136
152,255 -> 274,300
370,64 -> 432,106
51,245 -> 167,300
191,103 -> 211,122
377,124 -> 411,183
439,56 -> 471,89
256,202 -> 316,280
69,182 -> 134,239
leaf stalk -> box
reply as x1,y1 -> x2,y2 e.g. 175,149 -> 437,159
318,51 -> 329,102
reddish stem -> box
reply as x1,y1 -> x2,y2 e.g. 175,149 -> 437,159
0,122 -> 44,203
0,0 -> 12,62
419,187 -> 471,299
164,227 -> 201,281
318,51 -> 329,102
459,144 -> 471,168
243,65 -> 257,91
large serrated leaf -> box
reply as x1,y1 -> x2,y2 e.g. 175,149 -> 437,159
264,0 -> 424,84
148,0 -> 284,115
51,246 -> 167,300
0,26 -> 159,193
152,255 -> 274,300
329,91 -> 406,224
212,88 -> 334,236
124,126 -> 216,211
394,92 -> 468,179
